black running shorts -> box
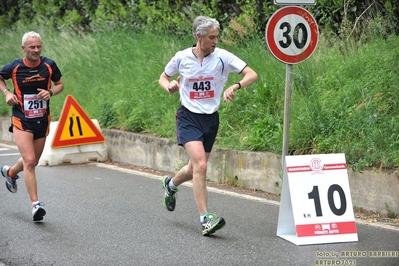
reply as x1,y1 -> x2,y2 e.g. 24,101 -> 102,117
175,106 -> 219,153
10,116 -> 50,140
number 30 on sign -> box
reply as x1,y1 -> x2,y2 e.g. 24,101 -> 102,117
277,153 -> 358,245
265,6 -> 319,64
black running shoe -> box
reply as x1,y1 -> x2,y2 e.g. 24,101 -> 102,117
162,176 -> 178,211
201,212 -> 226,236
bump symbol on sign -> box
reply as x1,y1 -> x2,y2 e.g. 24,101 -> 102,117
68,116 -> 83,137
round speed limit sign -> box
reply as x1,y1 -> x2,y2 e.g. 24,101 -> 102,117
265,6 -> 319,64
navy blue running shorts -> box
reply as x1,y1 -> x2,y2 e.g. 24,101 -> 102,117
176,106 -> 219,153
10,116 -> 50,140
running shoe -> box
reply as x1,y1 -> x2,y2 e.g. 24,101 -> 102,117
1,165 -> 19,193
201,212 -> 226,236
162,175 -> 178,211
32,201 -> 46,221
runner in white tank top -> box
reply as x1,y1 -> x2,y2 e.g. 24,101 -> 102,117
159,15 -> 258,236
164,47 -> 247,114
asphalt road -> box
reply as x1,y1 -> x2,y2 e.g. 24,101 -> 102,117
0,143 -> 398,266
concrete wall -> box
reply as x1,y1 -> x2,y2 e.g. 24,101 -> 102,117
1,117 -> 398,215
0,117 -> 14,143
103,129 -> 399,215
105,129 -> 283,195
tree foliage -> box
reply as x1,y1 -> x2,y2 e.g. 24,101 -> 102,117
1,0 -> 398,38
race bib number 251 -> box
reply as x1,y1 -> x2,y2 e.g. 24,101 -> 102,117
23,94 -> 47,118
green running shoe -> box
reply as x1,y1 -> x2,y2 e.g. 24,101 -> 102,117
162,176 -> 178,211
201,212 -> 226,236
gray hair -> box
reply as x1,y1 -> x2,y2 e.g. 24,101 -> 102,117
192,16 -> 220,38
22,31 -> 42,46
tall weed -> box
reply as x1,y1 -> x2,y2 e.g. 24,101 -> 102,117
1,22 -> 399,170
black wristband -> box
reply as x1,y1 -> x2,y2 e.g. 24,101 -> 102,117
49,89 -> 53,97
235,82 -> 241,89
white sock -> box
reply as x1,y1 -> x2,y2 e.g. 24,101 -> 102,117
168,179 -> 177,190
200,212 -> 208,223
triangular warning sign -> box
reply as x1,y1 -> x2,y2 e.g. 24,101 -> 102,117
52,94 -> 105,148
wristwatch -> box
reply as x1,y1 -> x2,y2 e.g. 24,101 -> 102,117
49,89 -> 53,97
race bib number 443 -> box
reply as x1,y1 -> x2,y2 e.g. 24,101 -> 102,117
188,76 -> 215,100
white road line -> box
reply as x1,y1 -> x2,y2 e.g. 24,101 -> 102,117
0,153 -> 20,156
0,143 -> 18,150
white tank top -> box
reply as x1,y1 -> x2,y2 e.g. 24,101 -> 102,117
164,47 -> 247,114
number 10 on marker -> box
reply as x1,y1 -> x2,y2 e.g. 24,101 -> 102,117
286,154 -> 356,225
308,184 -> 347,217
290,173 -> 352,223
277,154 -> 358,245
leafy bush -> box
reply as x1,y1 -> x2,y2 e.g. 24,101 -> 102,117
2,1 -> 399,38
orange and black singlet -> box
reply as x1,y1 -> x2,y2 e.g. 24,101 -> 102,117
0,56 -> 62,121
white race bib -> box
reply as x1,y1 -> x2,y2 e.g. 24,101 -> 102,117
188,76 -> 215,100
23,94 -> 47,118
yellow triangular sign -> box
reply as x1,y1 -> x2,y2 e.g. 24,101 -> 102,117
52,95 -> 105,148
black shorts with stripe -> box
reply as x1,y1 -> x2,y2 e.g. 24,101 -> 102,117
9,116 -> 50,140
175,106 -> 219,153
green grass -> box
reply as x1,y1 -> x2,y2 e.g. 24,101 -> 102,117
1,26 -> 399,170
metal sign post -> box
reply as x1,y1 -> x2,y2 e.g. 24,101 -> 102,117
265,6 -> 319,167
265,4 -> 355,247
282,64 -> 293,164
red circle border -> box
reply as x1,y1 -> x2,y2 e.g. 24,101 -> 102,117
265,6 -> 319,64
